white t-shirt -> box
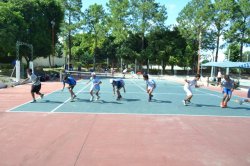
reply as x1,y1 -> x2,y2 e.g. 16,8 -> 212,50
90,76 -> 101,90
217,71 -> 222,78
29,73 -> 40,86
184,79 -> 197,89
146,79 -> 156,89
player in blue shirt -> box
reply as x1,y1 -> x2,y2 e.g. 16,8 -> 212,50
220,75 -> 235,108
62,75 -> 77,102
110,79 -> 126,100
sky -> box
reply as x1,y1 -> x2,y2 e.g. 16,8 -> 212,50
81,0 -> 246,61
82,0 -> 191,26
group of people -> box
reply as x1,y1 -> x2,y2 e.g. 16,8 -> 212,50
183,73 -> 250,108
22,68 -> 249,107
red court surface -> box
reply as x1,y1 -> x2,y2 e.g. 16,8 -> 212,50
1,80 -> 250,166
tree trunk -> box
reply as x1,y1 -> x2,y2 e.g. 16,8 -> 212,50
215,31 -> 220,62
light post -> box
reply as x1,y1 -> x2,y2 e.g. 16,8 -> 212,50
51,20 -> 55,66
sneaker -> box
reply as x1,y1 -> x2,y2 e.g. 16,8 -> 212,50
40,94 -> 44,99
148,96 -> 152,102
31,100 -> 36,103
182,100 -> 187,106
238,99 -> 244,105
220,102 -> 227,108
186,100 -> 191,104
90,96 -> 94,101
96,95 -> 100,100
73,95 -> 77,99
116,95 -> 122,101
70,98 -> 75,102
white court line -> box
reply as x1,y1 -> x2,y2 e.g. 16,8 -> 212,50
129,79 -> 146,92
196,88 -> 250,106
50,84 -> 90,113
7,110 -> 250,118
6,87 -> 64,112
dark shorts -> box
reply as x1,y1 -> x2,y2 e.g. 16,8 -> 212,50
31,84 -> 41,94
116,81 -> 124,89
217,77 -> 221,83
68,84 -> 75,89
248,88 -> 250,98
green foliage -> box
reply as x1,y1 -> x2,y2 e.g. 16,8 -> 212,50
225,43 -> 241,62
224,0 -> 250,61
0,0 -> 64,63
60,0 -> 82,63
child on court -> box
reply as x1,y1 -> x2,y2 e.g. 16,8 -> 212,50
110,78 -> 126,100
62,75 -> 77,102
237,88 -> 250,104
182,74 -> 201,106
236,88 -> 250,105
21,68 -> 44,103
86,72 -> 102,101
143,74 -> 156,102
220,75 -> 235,108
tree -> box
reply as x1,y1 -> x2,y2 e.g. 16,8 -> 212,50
177,0 -> 212,74
82,4 -> 107,70
129,0 -> 167,72
210,0 -> 234,62
0,1 -> 23,58
61,0 -> 82,64
224,0 -> 250,61
0,0 -> 64,65
106,0 -> 130,44
147,27 -> 186,74
242,51 -> 250,62
224,43 -> 240,62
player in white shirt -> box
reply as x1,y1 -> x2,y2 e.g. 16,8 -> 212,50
21,68 -> 44,102
236,88 -> 250,105
182,74 -> 201,106
86,72 -> 102,101
143,74 -> 156,102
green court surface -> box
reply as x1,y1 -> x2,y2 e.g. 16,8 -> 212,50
9,78 -> 250,117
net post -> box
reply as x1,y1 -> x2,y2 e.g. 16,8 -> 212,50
29,61 -> 34,72
60,70 -> 62,82
16,60 -> 20,82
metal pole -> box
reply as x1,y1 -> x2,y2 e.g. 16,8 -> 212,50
135,59 -> 137,74
147,59 -> 149,74
161,60 -> 163,75
121,58 -> 123,73
51,20 -> 55,67
197,31 -> 202,74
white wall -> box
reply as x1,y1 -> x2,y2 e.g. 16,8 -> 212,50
22,56 -> 65,67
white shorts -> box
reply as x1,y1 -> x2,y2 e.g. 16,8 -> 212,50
184,86 -> 193,96
90,85 -> 100,92
147,86 -> 155,91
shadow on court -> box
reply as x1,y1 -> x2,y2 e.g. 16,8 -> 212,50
152,99 -> 172,103
229,106 -> 250,111
32,100 -> 64,104
123,98 -> 141,102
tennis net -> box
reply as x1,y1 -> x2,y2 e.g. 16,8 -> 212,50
60,70 -> 114,81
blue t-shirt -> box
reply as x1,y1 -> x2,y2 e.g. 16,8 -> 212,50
113,79 -> 125,87
64,77 -> 76,85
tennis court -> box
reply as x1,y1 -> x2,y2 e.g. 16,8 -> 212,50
1,76 -> 250,166
8,77 -> 250,116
